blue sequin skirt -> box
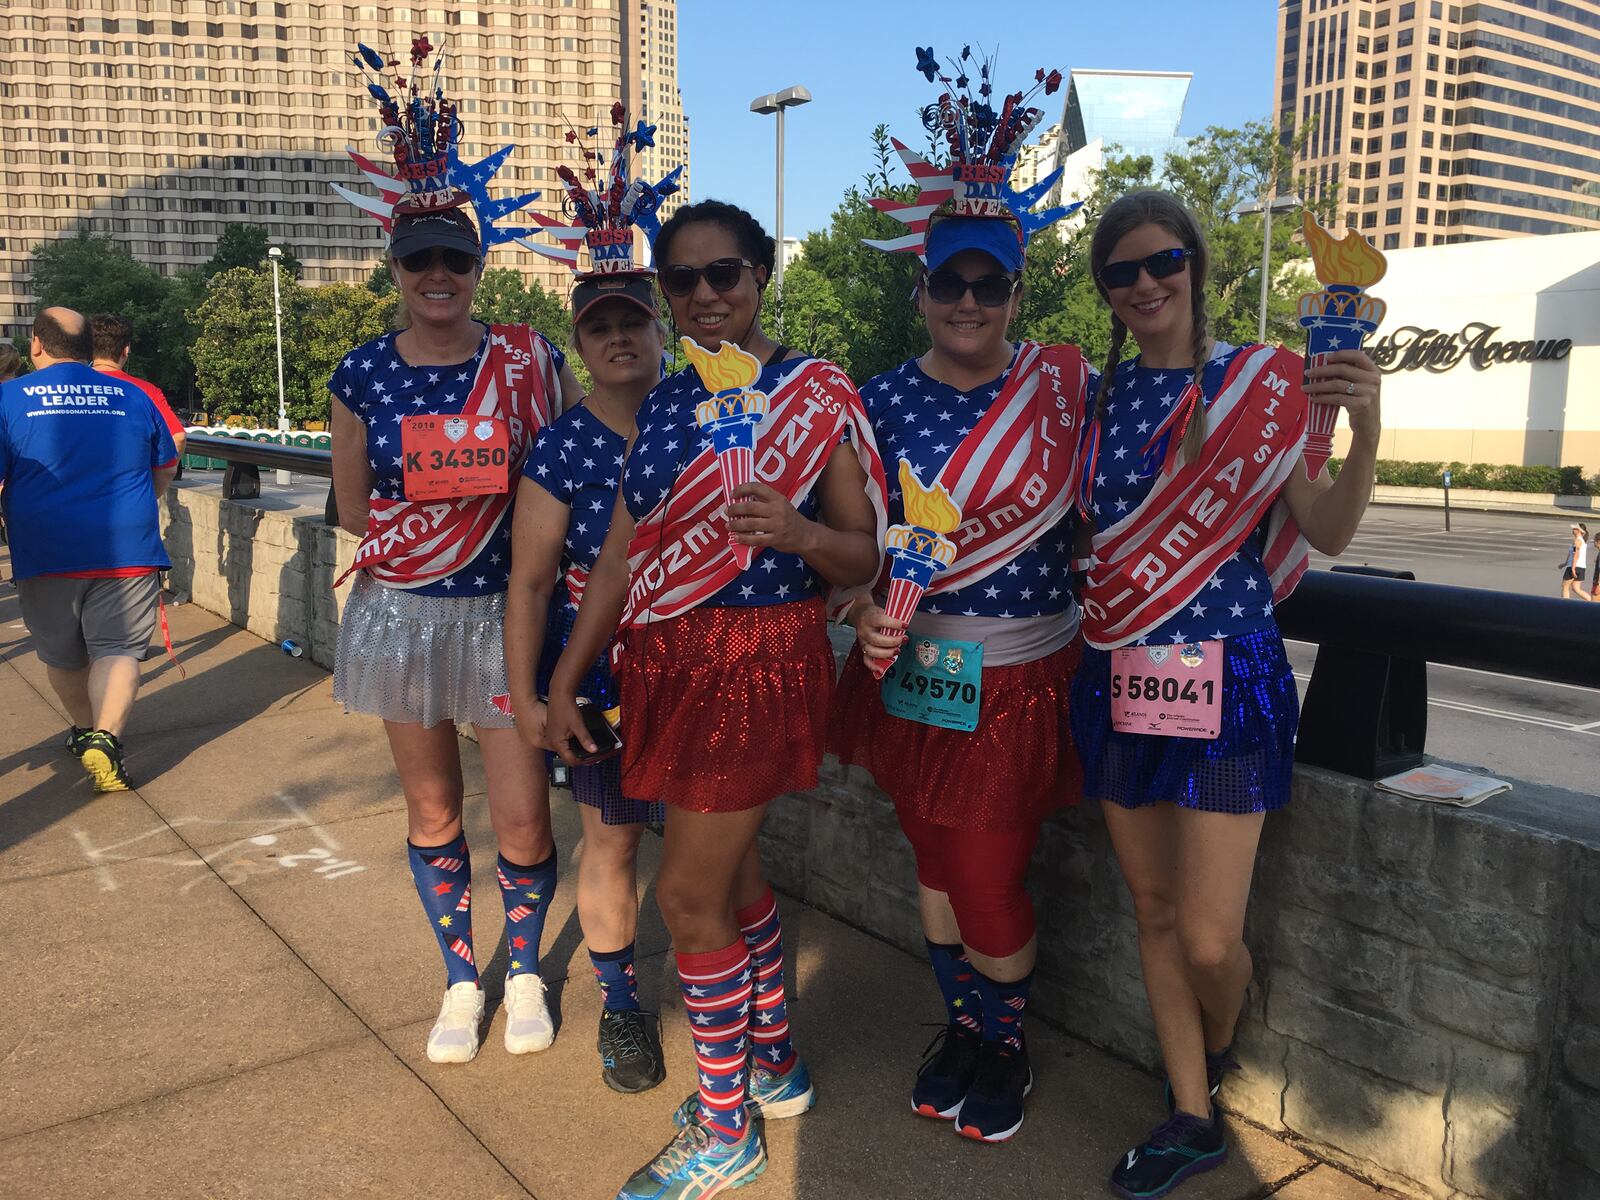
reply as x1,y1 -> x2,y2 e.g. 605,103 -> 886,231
1069,626 -> 1298,814
538,601 -> 663,827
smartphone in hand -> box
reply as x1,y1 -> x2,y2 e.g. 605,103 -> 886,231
568,699 -> 622,764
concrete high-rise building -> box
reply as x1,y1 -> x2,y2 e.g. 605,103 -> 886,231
623,0 -> 688,228
1275,0 -> 1600,250
0,0 -> 691,340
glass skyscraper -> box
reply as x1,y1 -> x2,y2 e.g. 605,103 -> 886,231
1062,69 -> 1194,165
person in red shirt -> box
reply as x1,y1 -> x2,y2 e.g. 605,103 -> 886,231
91,314 -> 186,459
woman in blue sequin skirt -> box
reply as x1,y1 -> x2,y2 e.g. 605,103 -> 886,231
1071,190 -> 1384,1199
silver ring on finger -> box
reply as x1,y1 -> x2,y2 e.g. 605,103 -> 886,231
1346,381 -> 1356,396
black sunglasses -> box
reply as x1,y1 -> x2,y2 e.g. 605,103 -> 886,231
658,258 -> 757,297
924,270 -> 1020,308
397,246 -> 479,275
1098,247 -> 1194,290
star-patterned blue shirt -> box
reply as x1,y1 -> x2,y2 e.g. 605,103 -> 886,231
624,359 -> 829,608
863,354 -> 1078,619
328,326 -> 567,598
522,404 -> 627,623
1090,343 -> 1278,645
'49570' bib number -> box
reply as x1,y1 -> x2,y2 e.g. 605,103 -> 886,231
1110,641 -> 1223,740
401,414 -> 510,500
880,634 -> 983,732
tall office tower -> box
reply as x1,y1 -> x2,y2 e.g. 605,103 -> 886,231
0,0 -> 692,340
1062,69 -> 1194,165
1275,0 -> 1600,249
622,0 -> 689,225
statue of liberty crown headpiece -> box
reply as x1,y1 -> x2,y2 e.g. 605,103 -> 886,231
518,101 -> 685,277
331,35 -> 545,255
864,45 -> 1081,258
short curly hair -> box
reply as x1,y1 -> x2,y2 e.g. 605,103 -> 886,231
652,199 -> 776,283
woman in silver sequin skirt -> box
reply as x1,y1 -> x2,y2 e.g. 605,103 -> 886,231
329,202 -> 581,1069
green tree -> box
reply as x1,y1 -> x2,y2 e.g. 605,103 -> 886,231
472,268 -> 571,348
204,223 -> 301,279
191,267 -> 311,424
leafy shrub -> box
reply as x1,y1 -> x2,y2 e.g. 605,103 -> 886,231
1348,459 -> 1597,495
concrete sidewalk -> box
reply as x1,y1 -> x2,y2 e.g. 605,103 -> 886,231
0,578 -> 1394,1200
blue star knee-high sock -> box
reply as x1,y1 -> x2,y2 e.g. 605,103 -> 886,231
496,850 -> 557,979
590,943 -> 643,1012
926,940 -> 984,1034
407,836 -> 477,987
975,966 -> 1032,1051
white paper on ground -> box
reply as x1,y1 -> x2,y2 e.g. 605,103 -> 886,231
1376,764 -> 1512,807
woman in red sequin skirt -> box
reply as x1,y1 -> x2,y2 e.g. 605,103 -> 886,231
545,200 -> 884,1193
829,208 -> 1091,1145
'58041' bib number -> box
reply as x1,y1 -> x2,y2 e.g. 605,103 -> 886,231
401,413 -> 510,500
1110,641 -> 1223,740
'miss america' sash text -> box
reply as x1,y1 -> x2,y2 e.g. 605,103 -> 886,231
1082,343 -> 1312,650
336,325 -> 560,589
919,341 -> 1088,598
621,358 -> 887,627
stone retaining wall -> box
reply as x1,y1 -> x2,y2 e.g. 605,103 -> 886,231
159,482 -> 356,670
161,482 -> 1600,1199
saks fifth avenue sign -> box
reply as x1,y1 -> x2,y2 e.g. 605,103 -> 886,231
1370,321 -> 1573,374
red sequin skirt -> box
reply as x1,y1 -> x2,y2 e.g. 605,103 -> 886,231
617,598 -> 834,813
829,636 -> 1086,833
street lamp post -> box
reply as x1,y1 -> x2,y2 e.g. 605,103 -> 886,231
267,246 -> 289,485
749,85 -> 812,294
1233,192 -> 1303,344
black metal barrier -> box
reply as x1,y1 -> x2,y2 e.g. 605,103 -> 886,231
1276,567 -> 1600,779
183,433 -> 338,526
181,432 -> 1600,781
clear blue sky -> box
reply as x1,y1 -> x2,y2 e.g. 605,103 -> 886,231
676,0 -> 1278,240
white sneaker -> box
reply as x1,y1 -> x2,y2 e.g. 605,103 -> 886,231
503,972 -> 555,1054
426,981 -> 485,1064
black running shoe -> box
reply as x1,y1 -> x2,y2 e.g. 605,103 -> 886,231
1161,1045 -> 1238,1115
954,1037 -> 1032,1142
912,1022 -> 982,1120
597,1008 -> 666,1094
1111,1111 -> 1226,1198
65,726 -> 93,757
80,730 -> 131,793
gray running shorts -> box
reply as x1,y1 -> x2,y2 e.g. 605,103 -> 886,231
16,573 -> 162,670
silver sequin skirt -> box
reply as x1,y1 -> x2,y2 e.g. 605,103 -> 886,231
333,573 -> 514,730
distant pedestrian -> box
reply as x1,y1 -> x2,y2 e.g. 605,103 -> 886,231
0,307 -> 179,790
91,314 -> 187,459
1590,529 -> 1599,602
0,344 -> 23,382
1561,523 -> 1590,600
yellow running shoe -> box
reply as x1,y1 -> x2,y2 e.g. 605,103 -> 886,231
80,731 -> 131,792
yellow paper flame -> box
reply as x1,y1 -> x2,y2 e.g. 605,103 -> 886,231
681,337 -> 761,393
1301,212 -> 1387,288
695,391 -> 769,427
898,459 -> 963,534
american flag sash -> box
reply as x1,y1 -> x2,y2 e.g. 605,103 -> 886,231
337,325 -> 560,589
921,341 -> 1089,596
1081,344 -> 1311,650
621,358 -> 887,627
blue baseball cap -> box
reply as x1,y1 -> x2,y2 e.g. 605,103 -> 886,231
924,216 -> 1025,274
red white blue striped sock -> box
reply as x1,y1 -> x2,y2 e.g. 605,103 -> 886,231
736,888 -> 797,1076
975,966 -> 1032,1051
407,837 -> 477,987
679,939 -> 754,1144
496,850 -> 556,979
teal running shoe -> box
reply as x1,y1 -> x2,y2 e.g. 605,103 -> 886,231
615,1114 -> 765,1199
747,1058 -> 815,1120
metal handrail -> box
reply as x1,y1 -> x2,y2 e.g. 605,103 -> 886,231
185,433 -> 332,477
1277,570 -> 1600,690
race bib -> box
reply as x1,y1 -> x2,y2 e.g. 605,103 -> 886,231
881,634 -> 983,732
401,414 -> 510,501
1110,641 -> 1223,740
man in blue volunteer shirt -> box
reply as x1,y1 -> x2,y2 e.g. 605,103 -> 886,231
0,307 -> 178,791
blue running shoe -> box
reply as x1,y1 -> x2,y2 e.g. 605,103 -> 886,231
1110,1111 -> 1226,1198
747,1058 -> 815,1120
615,1115 -> 765,1200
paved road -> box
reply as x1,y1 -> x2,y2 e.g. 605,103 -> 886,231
1300,506 -> 1599,795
